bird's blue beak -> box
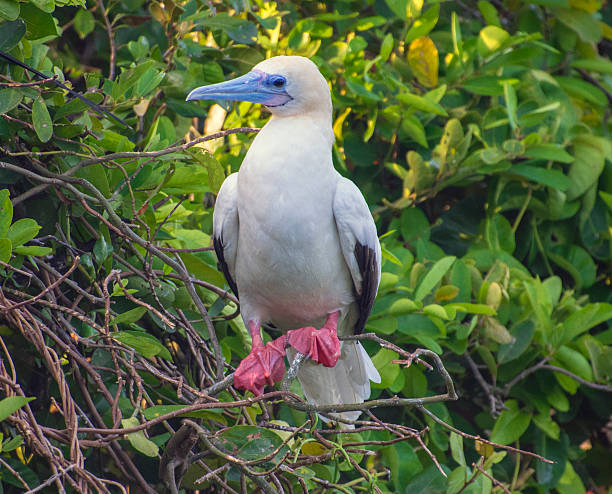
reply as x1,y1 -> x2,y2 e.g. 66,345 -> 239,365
186,69 -> 292,107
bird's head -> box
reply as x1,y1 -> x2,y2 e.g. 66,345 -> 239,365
186,56 -> 332,118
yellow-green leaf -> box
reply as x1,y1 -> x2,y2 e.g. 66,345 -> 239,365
407,36 -> 438,88
478,25 -> 509,55
121,417 -> 159,457
301,441 -> 327,456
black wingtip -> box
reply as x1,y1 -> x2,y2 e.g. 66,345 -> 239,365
0,50 -> 132,130
353,242 -> 378,335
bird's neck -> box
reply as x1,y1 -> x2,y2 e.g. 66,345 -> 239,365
267,110 -> 334,147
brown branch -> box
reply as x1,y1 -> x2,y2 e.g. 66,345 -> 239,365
0,75 -> 57,87
69,127 -> 260,173
3,256 -> 80,311
96,0 -> 116,80
472,461 -> 512,494
540,364 -> 612,393
418,405 -> 554,464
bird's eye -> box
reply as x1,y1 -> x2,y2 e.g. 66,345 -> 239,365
271,76 -> 286,88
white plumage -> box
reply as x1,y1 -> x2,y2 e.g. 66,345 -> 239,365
188,56 -> 381,422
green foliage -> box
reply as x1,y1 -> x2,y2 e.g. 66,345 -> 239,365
1,0 -> 611,492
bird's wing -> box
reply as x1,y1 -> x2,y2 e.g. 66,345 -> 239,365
332,177 -> 381,334
212,173 -> 240,297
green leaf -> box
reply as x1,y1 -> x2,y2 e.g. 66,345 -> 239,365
166,98 -> 209,118
423,304 -> 449,320
510,164 -> 571,190
0,189 -> 13,238
523,143 -> 574,163
7,218 -> 40,248
490,400 -> 531,445
536,432 -> 568,489
401,114 -> 428,148
554,345 -> 592,381
0,0 -> 19,20
403,464 -> 449,493
446,466 -> 465,494
366,316 -> 398,334
415,256 -> 456,301
189,149 -> 225,195
571,57 -> 612,76
32,98 -> 53,143
533,413 -> 560,440
20,3 -> 61,41
180,252 -> 227,289
143,404 -> 225,422
53,92 -> 103,120
121,417 -> 159,457
498,321 -> 534,363
0,19 -> 25,51
195,13 -> 258,44
385,0 -> 415,20
371,348 -> 400,388
485,214 -> 514,253
31,0 -> 54,13
216,425 -> 288,461
346,77 -> 382,102
135,68 -> 166,97
449,432 -> 465,467
397,91 -> 447,116
555,76 -> 608,107
0,396 -> 35,422
75,163 -> 110,198
354,16 -> 386,31
13,245 -> 51,257
0,88 -> 23,115
0,238 -> 11,263
74,8 -> 95,38
600,191 -> 612,211
405,4 -> 439,44
557,461 -> 586,494
93,235 -> 113,264
2,434 -> 23,452
566,134 -> 606,200
114,307 -> 147,325
562,303 -> 612,343
112,61 -> 157,101
400,207 -> 429,242
112,330 -> 172,361
379,33 -> 394,61
555,8 -> 602,43
477,0 -> 501,27
445,303 -> 496,315
549,245 -> 596,289
503,81 -> 517,130
463,76 -> 505,96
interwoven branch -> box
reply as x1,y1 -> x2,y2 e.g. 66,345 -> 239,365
0,125 -> 557,494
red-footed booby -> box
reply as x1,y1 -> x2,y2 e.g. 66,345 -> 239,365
186,56 -> 381,421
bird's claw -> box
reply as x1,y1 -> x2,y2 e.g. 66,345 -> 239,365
288,324 -> 341,368
233,336 -> 287,396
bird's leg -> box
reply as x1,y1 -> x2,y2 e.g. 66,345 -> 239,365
287,311 -> 341,367
233,321 -> 287,396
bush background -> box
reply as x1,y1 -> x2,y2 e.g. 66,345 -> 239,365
0,0 -> 611,492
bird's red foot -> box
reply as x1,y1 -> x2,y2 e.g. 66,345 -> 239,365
234,324 -> 287,396
288,311 -> 341,367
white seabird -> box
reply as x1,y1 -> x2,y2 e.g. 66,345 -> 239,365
187,56 -> 381,422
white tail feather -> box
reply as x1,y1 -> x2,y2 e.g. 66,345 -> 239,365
291,341 -> 380,427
